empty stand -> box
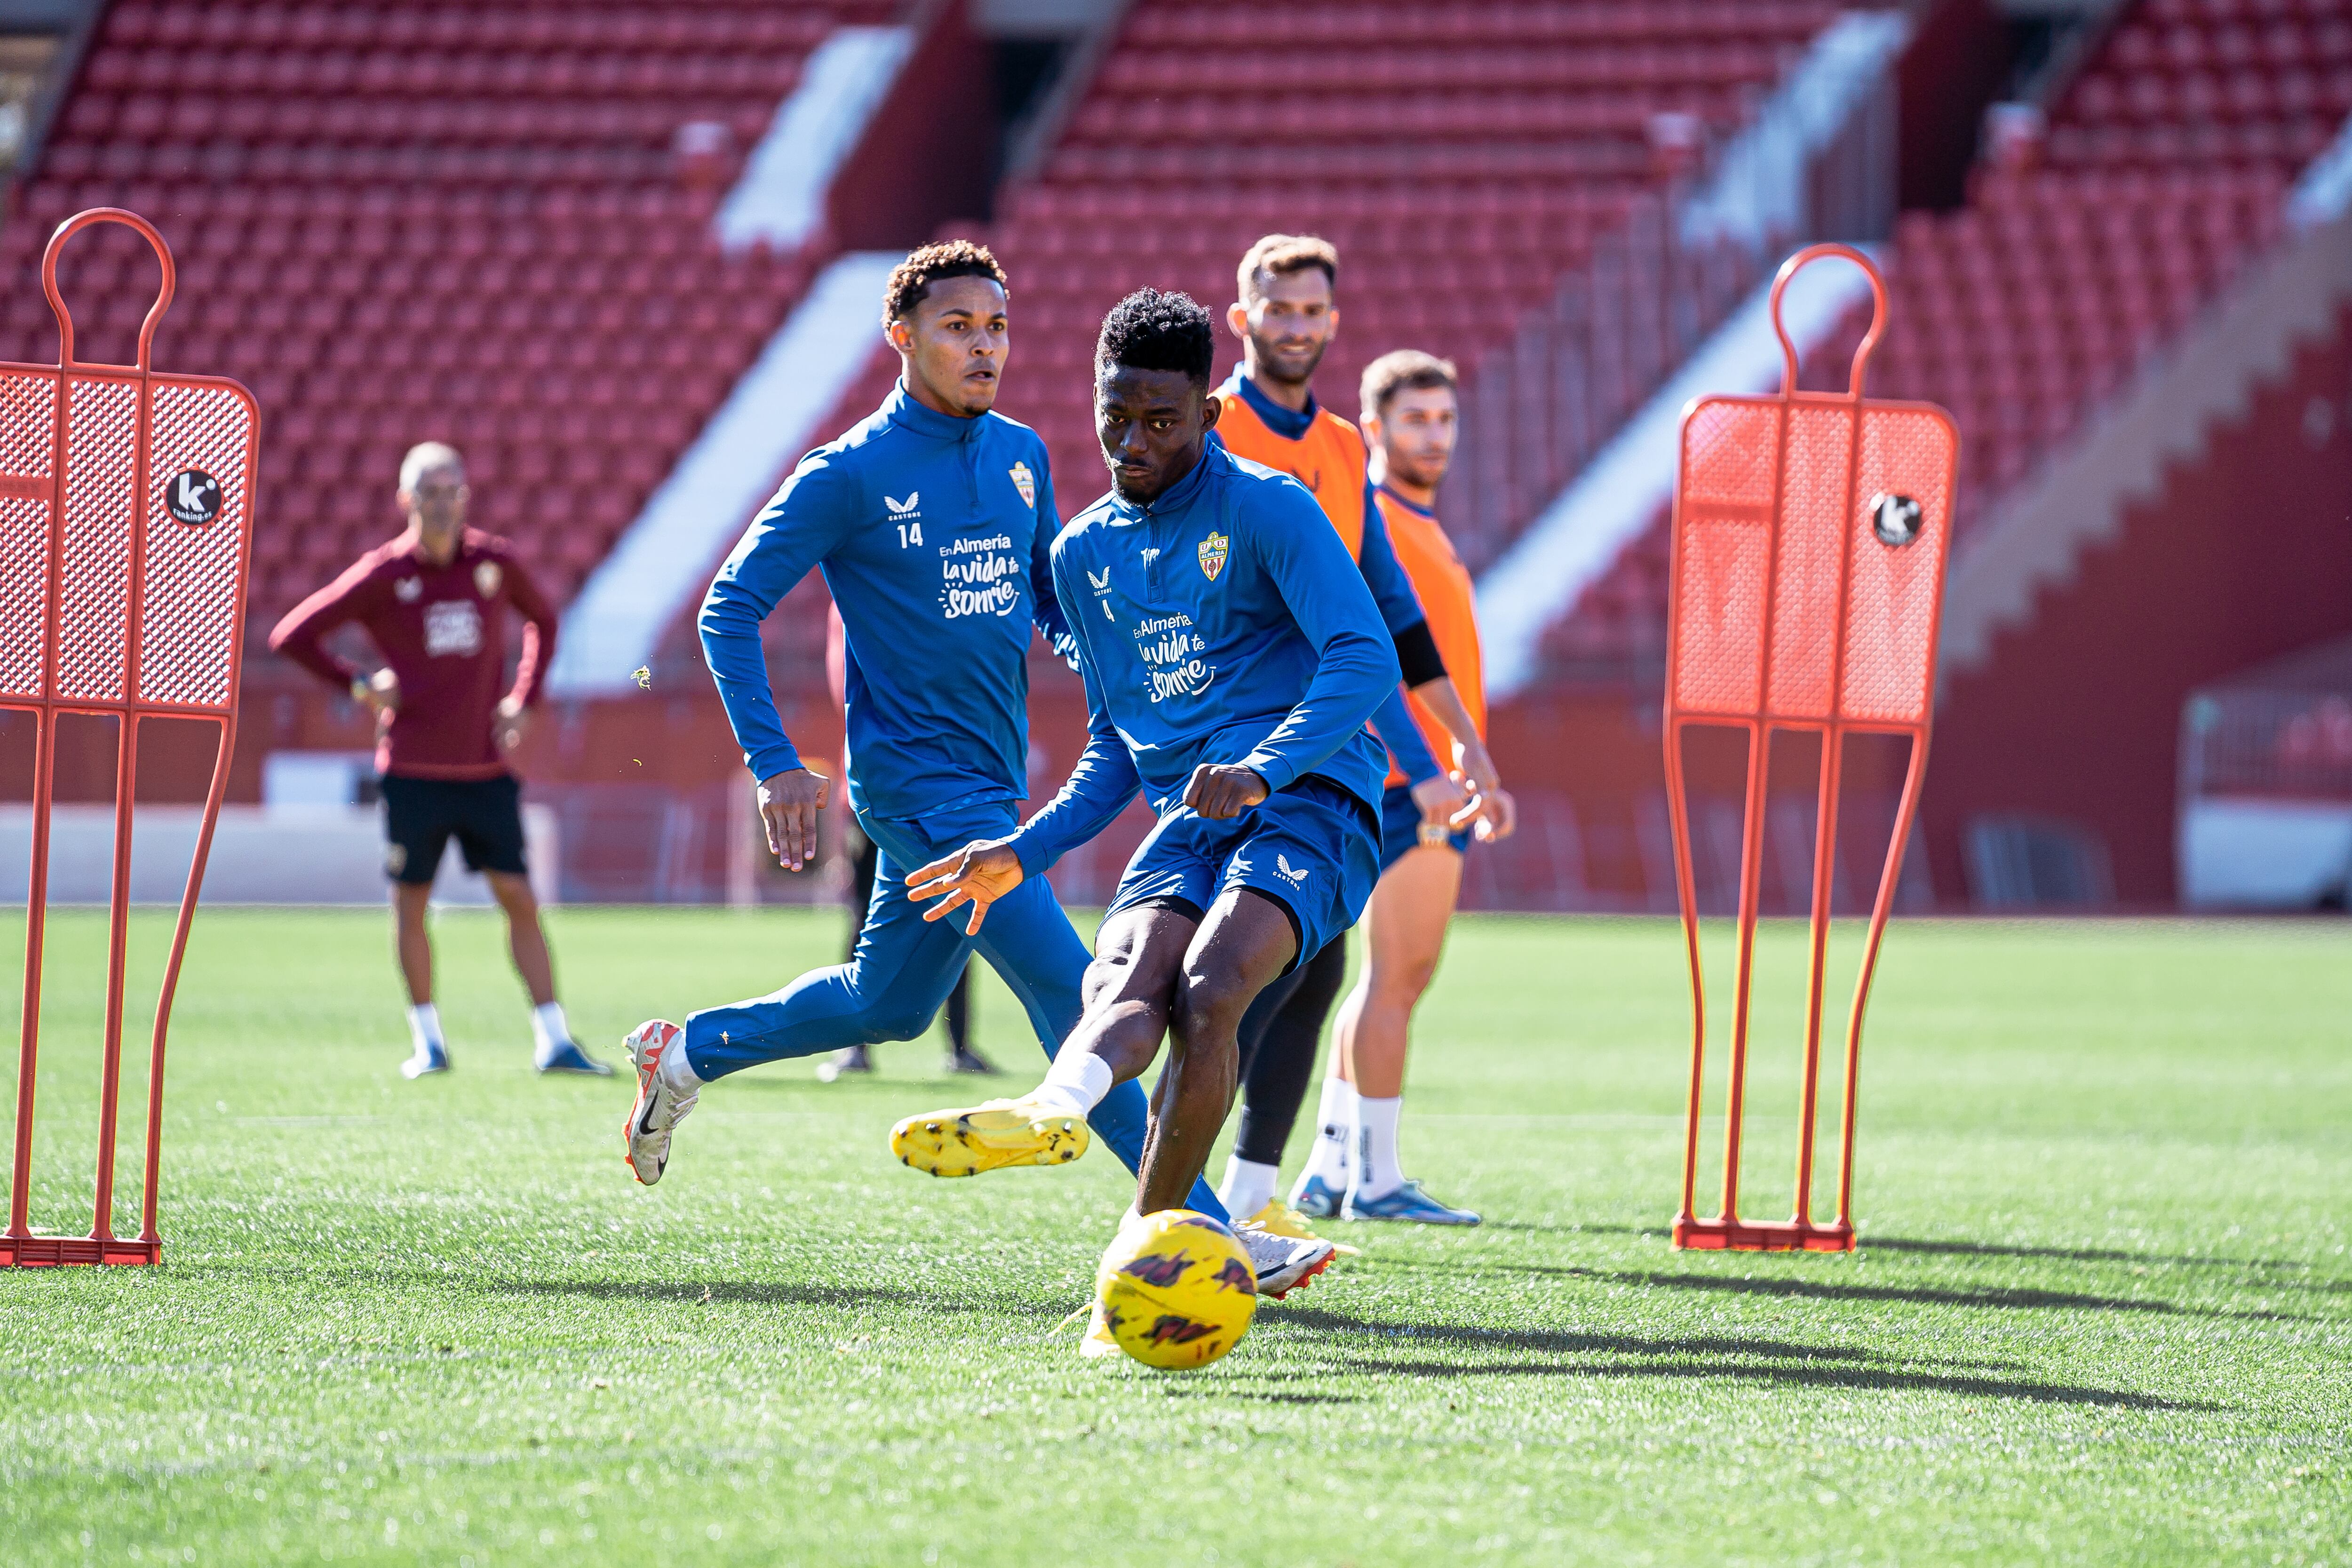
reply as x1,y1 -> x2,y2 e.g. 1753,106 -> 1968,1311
0,0 -> 902,631
940,0 -> 1844,547
1539,0 -> 2338,683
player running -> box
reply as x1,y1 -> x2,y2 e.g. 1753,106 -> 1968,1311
613,242 -> 1229,1230
890,289 -> 1397,1316
269,442 -> 608,1079
1207,235 -> 1509,1230
814,608 -> 989,1082
1287,351 -> 1515,1225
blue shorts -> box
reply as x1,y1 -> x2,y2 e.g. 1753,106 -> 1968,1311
1106,775 -> 1380,973
1378,782 -> 1471,872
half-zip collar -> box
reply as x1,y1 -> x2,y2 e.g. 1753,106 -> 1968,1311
882,379 -> 985,512
882,379 -> 984,445
1108,445 -> 1215,525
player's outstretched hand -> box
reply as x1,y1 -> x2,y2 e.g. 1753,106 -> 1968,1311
757,766 -> 829,872
1453,736 -> 1505,803
1184,763 -> 1269,820
1462,779 -> 1518,843
906,839 -> 1025,934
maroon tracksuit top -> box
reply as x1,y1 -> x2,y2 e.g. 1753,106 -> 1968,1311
268,529 -> 556,781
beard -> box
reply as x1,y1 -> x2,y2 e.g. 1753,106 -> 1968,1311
1248,328 -> 1329,388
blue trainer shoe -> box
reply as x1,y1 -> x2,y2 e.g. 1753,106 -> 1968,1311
1289,1170 -> 1347,1219
1342,1179 -> 1482,1226
536,1038 -> 615,1076
399,1038 -> 450,1079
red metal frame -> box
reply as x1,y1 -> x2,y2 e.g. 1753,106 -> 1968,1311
1,208 -> 257,1267
1663,243 -> 1958,1254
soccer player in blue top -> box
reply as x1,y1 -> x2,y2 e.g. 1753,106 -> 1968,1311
889,290 -> 1398,1319
614,243 -> 1235,1232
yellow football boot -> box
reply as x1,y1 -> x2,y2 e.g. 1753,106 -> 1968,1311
890,1097 -> 1090,1177
1243,1198 -> 1360,1256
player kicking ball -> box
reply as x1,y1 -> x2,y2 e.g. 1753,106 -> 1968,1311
615,244 -> 1228,1232
1288,351 -> 1514,1226
269,442 -> 608,1079
890,290 -> 1399,1336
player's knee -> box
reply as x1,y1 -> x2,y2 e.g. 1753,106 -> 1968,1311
1081,947 -> 1141,1010
848,989 -> 935,1044
486,872 -> 537,916
1371,955 -> 1440,1004
1172,961 -> 1258,1041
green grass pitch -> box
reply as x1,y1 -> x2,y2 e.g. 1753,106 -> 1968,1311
1,906 -> 2346,1566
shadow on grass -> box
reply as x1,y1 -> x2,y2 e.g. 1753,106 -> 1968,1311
1866,1235 -> 2344,1288
1322,1354 -> 2210,1411
1367,1255 -> 2306,1321
187,1261 -> 1066,1322
487,1274 -> 1069,1321
1264,1306 -> 2014,1372
1156,1385 -> 1361,1406
1566,1222 -> 2336,1287
1278,1306 -> 2215,1411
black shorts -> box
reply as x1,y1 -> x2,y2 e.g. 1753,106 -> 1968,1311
380,773 -> 527,885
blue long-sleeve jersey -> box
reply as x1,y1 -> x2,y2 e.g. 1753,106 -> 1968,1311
1010,442 -> 1400,876
1213,377 -> 1441,789
698,382 -> 1076,821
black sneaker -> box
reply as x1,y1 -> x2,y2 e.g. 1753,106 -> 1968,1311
946,1044 -> 1000,1076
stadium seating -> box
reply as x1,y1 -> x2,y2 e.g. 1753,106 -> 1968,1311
1539,0 -> 2332,681
0,0 -> 899,628
891,0 -> 1847,545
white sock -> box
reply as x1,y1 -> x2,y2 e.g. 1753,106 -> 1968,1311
530,1002 -> 570,1060
660,1033 -> 703,1091
1298,1077 -> 1356,1187
1354,1095 -> 1406,1199
1218,1155 -> 1279,1220
407,1003 -> 443,1057
1029,1050 -> 1114,1120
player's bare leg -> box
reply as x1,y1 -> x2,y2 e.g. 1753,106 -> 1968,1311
1334,847 -> 1458,1098
1323,847 -> 1478,1225
1136,890 -> 1295,1212
486,871 -> 609,1076
390,882 -> 448,1078
888,906 -> 1189,1176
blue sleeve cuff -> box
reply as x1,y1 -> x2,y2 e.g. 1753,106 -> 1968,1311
1236,749 -> 1298,794
1012,828 -> 1057,879
746,740 -> 804,783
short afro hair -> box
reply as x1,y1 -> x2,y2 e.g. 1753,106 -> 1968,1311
882,239 -> 1007,323
1359,349 -> 1458,420
1237,233 -> 1338,306
1095,288 -> 1216,388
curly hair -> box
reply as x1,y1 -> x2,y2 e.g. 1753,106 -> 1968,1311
1359,349 -> 1458,420
882,239 -> 1007,323
1237,233 -> 1338,306
1095,288 -> 1216,387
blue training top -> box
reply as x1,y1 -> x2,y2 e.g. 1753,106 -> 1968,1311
1214,377 -> 1442,789
698,381 -> 1077,821
1010,441 -> 1399,877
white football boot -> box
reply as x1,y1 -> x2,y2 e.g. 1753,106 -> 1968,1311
621,1019 -> 699,1186
1232,1221 -> 1335,1299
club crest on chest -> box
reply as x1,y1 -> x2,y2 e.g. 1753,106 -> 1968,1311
1198,531 -> 1229,582
1008,461 -> 1036,509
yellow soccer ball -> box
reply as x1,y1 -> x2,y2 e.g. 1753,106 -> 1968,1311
1095,1209 -> 1257,1369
